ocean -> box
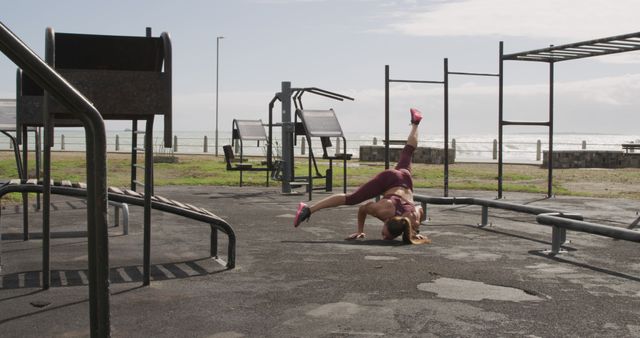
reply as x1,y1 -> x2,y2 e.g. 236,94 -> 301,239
6,129 -> 639,164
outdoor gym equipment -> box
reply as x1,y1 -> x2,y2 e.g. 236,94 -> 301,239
1,23 -> 235,337
414,194 -> 640,255
499,32 -> 640,198
225,119 -> 271,186
296,108 -> 351,200
15,27 -> 173,291
385,61 -> 498,197
268,82 -> 354,195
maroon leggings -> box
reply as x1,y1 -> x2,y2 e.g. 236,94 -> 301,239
345,144 -> 415,205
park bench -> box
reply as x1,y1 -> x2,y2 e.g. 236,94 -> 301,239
224,119 -> 272,186
621,143 -> 640,153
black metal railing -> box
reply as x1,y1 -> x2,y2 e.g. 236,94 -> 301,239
0,22 -> 110,337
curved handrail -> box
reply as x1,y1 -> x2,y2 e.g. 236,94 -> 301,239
0,22 -> 109,337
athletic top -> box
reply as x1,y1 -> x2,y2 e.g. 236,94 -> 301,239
384,193 -> 416,216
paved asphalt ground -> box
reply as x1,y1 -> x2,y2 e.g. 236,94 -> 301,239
1,186 -> 639,337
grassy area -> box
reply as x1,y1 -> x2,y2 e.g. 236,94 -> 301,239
1,151 -> 639,200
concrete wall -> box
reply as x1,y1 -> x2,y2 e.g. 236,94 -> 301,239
542,150 -> 640,168
359,145 -> 455,164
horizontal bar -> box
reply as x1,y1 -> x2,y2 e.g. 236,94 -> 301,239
537,213 -> 640,243
412,195 -> 582,218
389,79 -> 444,84
504,32 -> 640,63
564,47 -> 606,53
307,87 -> 355,101
448,71 -> 499,77
510,56 -> 556,63
594,42 -> 637,49
503,31 -> 640,61
611,40 -> 640,47
501,120 -> 550,126
537,51 -> 585,57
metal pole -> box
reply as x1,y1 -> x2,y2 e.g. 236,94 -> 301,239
281,81 -> 292,194
21,127 -> 29,240
143,118 -> 154,285
443,58 -> 449,197
0,22 -> 110,336
498,41 -> 504,199
215,36 -> 224,157
384,65 -> 390,170
548,59 -> 555,197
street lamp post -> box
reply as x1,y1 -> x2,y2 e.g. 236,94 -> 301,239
215,35 -> 224,156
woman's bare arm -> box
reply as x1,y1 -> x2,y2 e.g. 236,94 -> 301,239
346,202 -> 376,239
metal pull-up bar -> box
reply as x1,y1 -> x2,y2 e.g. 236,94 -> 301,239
385,64 -> 448,196
388,79 -> 445,84
386,60 -> 500,198
448,71 -> 500,77
444,64 -> 500,197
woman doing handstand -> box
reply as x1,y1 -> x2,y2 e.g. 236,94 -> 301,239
293,108 -> 430,244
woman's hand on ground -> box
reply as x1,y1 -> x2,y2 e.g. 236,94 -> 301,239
346,232 -> 366,240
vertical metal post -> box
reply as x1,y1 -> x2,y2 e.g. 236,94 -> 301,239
550,226 -> 564,254
308,138 -> 313,200
268,98 -> 275,169
343,138 -> 347,194
35,128 -> 41,209
384,65 -> 390,170
444,58 -> 449,197
143,118 -> 154,286
42,28 -> 53,290
215,36 -> 224,157
281,81 -> 293,194
21,128 -> 29,240
211,227 -> 218,258
130,121 -> 138,191
480,206 -> 489,227
548,60 -> 555,197
492,139 -> 497,160
498,42 -> 504,199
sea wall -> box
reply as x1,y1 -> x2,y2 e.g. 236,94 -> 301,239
542,150 -> 640,168
359,145 -> 455,164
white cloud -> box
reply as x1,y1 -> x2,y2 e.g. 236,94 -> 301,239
387,0 -> 640,41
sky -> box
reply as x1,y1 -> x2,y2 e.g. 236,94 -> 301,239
1,0 -> 640,138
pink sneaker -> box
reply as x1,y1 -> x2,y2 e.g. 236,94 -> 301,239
294,202 -> 311,227
410,108 -> 422,125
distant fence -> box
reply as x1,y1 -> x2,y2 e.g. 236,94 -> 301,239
1,132 -> 637,164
